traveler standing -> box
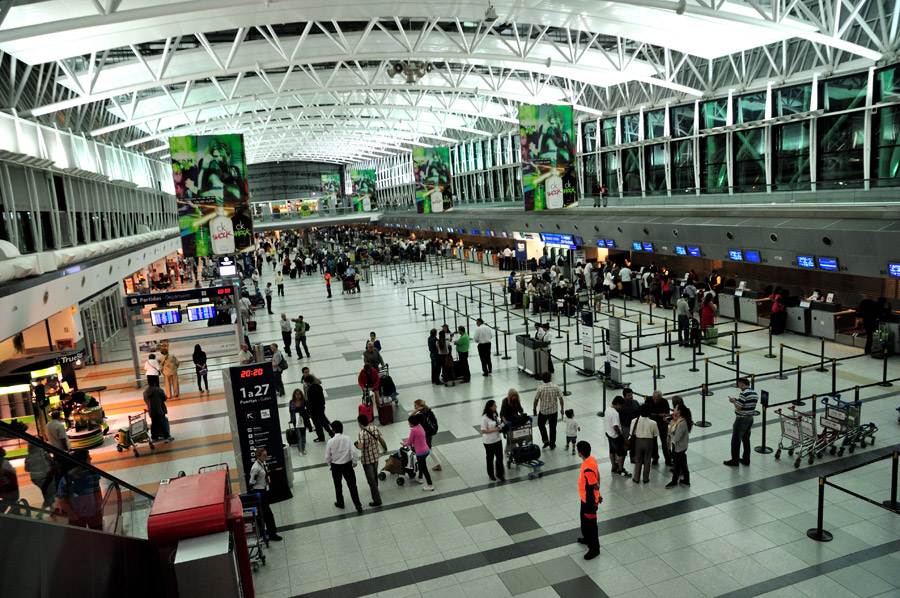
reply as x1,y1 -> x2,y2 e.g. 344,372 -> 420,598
144,354 -> 162,387
666,405 -> 693,488
454,326 -> 471,383
480,400 -> 505,482
532,372 -> 563,450
472,318 -> 493,377
159,348 -> 180,398
279,314 -> 293,357
724,378 -> 757,466
275,271 -> 284,296
288,389 -> 310,455
291,315 -> 311,359
356,414 -> 388,507
248,447 -> 283,541
325,421 -> 363,512
411,399 -> 442,471
46,410 -> 71,453
270,344 -> 287,397
630,403 -> 658,484
428,329 -> 441,385
265,283 -> 274,314
305,375 -> 332,442
576,441 -> 602,560
192,344 -> 208,392
402,415 -> 435,491
675,293 -> 692,346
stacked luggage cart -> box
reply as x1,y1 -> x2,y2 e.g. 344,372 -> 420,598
774,394 -> 877,468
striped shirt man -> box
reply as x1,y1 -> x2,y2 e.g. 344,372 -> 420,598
734,386 -> 758,417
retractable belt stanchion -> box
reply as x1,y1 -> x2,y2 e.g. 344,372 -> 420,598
777,345 -> 788,379
765,326 -> 776,358
879,346 -> 893,387
666,329 -> 674,361
689,338 -> 699,372
494,327 -> 500,358
412,291 -> 418,311
407,288 -> 411,307
597,376 -> 607,417
793,366 -> 805,406
754,405 -> 772,453
733,319 -> 741,349
727,333 -> 737,365
702,359 -> 712,396
696,386 -> 711,427
831,360 -> 837,395
575,316 -> 581,346
502,331 -> 511,360
562,361 -> 572,396
816,337 -> 827,373
806,478 -> 834,542
655,345 -> 664,379
883,451 -> 899,509
627,336 -> 635,368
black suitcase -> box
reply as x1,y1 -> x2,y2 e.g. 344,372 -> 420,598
770,311 -> 787,335
689,319 -> 701,347
247,320 -> 257,332
290,268 -> 297,279
380,375 -> 397,396
512,443 -> 541,464
285,426 -> 298,445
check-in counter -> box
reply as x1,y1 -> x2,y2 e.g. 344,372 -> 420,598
516,334 -> 550,378
718,288 -> 738,320
737,289 -> 772,325
483,250 -> 494,267
786,303 -> 812,335
810,301 -> 857,340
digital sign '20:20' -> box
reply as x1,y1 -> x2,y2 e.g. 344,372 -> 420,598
240,368 -> 264,378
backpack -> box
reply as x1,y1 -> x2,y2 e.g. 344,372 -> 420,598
423,410 -> 439,436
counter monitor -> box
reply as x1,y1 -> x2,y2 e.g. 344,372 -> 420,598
745,251 -> 761,263
471,229 -> 479,235
642,243 -> 654,252
675,245 -> 687,256
605,239 -> 616,248
632,242 -> 642,251
817,257 -> 839,271
575,237 -> 583,246
187,303 -> 216,322
597,239 -> 607,248
728,250 -> 743,261
150,307 -> 181,326
688,246 -> 701,257
501,232 -> 508,238
797,256 -> 815,268
889,263 -> 900,277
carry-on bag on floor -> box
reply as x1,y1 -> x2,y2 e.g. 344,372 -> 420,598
285,425 -> 298,445
704,326 -> 718,344
359,402 -> 374,424
511,443 -> 541,464
379,375 -> 397,397
290,268 -> 297,279
377,401 -> 394,425
247,320 -> 257,332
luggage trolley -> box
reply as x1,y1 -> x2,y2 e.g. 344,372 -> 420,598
115,410 -> 154,457
379,446 -> 417,485
239,492 -> 267,571
505,419 -> 544,479
820,394 -> 877,455
773,406 -> 818,468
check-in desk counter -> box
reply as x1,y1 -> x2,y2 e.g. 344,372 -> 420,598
737,290 -> 772,325
483,251 -> 494,267
810,301 -> 857,340
786,304 -> 812,335
718,289 -> 738,320
516,334 -> 550,377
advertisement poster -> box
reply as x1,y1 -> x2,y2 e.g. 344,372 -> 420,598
519,105 -> 577,211
350,169 -> 376,212
223,363 -> 293,502
413,147 -> 454,214
581,310 -> 595,373
169,134 -> 254,258
321,173 -> 340,211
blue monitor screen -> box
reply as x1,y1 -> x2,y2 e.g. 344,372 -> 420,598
150,308 -> 181,326
575,237 -> 583,245
187,304 -> 216,322
797,256 -> 815,268
729,250 -> 743,261
471,229 -> 479,235
597,239 -> 607,247
688,246 -> 701,257
889,263 -> 900,277
675,245 -> 687,256
605,239 -> 616,248
818,257 -> 838,271
745,251 -> 760,263
642,243 -> 654,252
632,242 -> 642,251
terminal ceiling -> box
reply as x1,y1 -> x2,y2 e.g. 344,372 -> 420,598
0,0 -> 895,164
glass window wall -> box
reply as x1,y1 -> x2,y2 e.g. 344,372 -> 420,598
736,91 -> 767,123
622,148 -> 641,194
773,122 -> 811,191
622,114 -> 640,143
645,143 -> 666,195
733,128 -> 766,192
817,112 -> 865,188
776,83 -> 812,116
672,139 -> 694,192
700,134 -> 728,193
601,118 -> 616,147
701,99 -> 728,129
601,151 -> 619,193
873,105 -> 900,187
645,109 -> 665,139
582,121 -> 597,152
671,104 -> 695,137
822,74 -> 867,113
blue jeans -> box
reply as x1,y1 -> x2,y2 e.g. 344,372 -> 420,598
731,416 -> 754,462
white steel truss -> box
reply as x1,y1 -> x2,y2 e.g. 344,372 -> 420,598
0,1 -> 895,163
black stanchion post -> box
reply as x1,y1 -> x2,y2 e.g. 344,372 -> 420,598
412,291 -> 418,311
816,337 -> 827,373
754,405 -> 773,453
701,359 -> 712,395
735,351 -> 741,387
422,293 -> 428,317
575,316 -> 581,346
733,319 -> 740,348
855,385 -> 860,403
556,313 -> 562,339
627,336 -> 635,368
777,344 -> 787,379
442,304 -> 447,323
806,477 -> 834,542
431,299 -> 436,321
883,451 -> 898,509
502,331 -> 511,360
696,387 -> 711,427
494,327 -> 500,357
655,345 -> 664,379
562,361 -> 572,396
666,329 -> 674,361
598,376 -> 607,417
600,326 -> 607,356
689,340 -> 699,372
728,333 -> 736,365
831,360 -> 837,395
765,327 -> 775,358
879,346 -> 893,387
566,331 -> 571,362
793,366 -> 805,406
649,301 -> 653,324
478,299 -> 483,321
506,305 -> 511,338
406,288 -> 411,307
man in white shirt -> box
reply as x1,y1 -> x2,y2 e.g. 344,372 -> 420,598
46,410 -> 71,453
502,247 -> 513,270
279,314 -> 293,357
619,266 -> 633,300
605,397 -> 631,477
472,318 -> 493,377
325,420 -> 363,512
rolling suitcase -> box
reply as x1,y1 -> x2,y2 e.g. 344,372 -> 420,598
359,401 -> 374,424
290,268 -> 297,279
511,443 -> 541,464
247,320 -> 257,332
377,400 -> 394,425
704,326 -> 718,345
285,425 -> 298,445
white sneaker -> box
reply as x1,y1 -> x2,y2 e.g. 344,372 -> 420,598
423,485 -> 435,492
412,477 -> 423,484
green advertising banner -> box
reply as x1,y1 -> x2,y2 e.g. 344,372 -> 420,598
320,173 -> 340,210
413,147 -> 454,214
350,169 -> 376,212
170,134 -> 254,258
519,105 -> 577,210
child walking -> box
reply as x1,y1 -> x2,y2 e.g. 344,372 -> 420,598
562,409 -> 581,454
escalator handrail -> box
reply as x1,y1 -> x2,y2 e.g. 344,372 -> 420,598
0,421 -> 155,501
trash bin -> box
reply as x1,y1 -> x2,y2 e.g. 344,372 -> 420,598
91,341 -> 101,365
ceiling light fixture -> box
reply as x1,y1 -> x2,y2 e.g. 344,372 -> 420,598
484,3 -> 499,22
387,61 -> 434,84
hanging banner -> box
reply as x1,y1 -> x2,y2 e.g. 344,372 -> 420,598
350,169 -> 376,212
169,134 -> 254,258
413,147 -> 454,213
519,105 -> 577,211
321,173 -> 341,211
608,316 -> 622,386
581,310 -> 595,373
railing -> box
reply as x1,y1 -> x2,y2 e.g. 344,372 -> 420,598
252,205 -> 380,222
0,421 -> 154,540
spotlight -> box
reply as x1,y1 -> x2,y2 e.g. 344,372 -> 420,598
485,3 -> 498,21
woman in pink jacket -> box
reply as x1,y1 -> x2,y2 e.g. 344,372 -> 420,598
402,415 -> 435,491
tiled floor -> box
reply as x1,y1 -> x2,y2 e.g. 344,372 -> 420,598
17,253 -> 900,597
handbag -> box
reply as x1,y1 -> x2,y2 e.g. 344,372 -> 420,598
198,368 -> 208,376
626,418 -> 639,452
